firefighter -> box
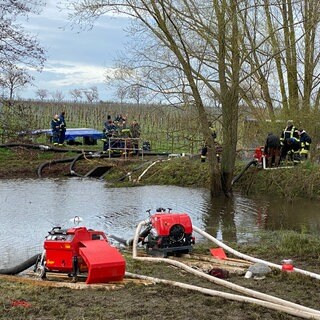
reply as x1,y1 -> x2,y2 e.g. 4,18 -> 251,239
58,111 -> 66,146
102,117 -> 117,152
286,137 -> 301,165
130,119 -> 141,155
264,132 -> 281,167
280,120 -> 299,161
51,114 -> 61,146
298,129 -> 312,160
201,123 -> 217,162
200,144 -> 208,162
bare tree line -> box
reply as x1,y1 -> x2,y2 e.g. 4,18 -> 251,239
34,86 -> 100,103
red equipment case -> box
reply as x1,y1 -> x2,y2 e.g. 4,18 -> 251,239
43,226 -> 125,284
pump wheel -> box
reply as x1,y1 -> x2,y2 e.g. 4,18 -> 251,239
169,224 -> 185,242
35,265 -> 46,279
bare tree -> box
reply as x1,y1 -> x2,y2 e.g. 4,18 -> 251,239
0,1 -> 45,71
0,65 -> 33,100
51,90 -> 65,102
35,88 -> 49,101
83,86 -> 99,103
69,88 -> 83,102
62,0 -> 249,195
242,0 -> 320,116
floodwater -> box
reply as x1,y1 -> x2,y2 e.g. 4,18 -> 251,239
1,178 -> 320,267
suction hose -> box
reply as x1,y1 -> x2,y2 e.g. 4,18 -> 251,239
231,159 -> 258,185
193,226 -> 320,280
37,157 -> 77,178
0,254 -> 40,275
131,220 -> 320,319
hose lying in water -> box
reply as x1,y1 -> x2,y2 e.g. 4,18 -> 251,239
193,226 -> 320,281
131,220 -> 320,319
0,254 -> 40,275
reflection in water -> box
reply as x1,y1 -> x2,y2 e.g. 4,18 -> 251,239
1,178 -> 320,267
203,195 -> 269,244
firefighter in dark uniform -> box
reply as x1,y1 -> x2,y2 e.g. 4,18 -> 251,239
201,125 -> 217,162
58,111 -> 66,146
130,119 -> 141,155
102,117 -> 117,152
286,137 -> 301,165
280,120 -> 299,161
264,132 -> 281,167
51,114 -> 61,146
298,129 -> 312,160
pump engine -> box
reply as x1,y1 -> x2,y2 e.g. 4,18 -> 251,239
143,208 -> 195,257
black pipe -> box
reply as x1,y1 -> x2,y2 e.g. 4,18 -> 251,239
69,153 -> 86,177
37,157 -> 78,178
231,159 -> 258,185
110,225 -> 152,246
0,254 -> 40,275
69,152 -> 110,177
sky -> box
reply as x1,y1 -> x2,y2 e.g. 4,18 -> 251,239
20,1 -> 131,101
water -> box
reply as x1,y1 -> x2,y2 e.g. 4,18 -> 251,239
1,178 -> 319,267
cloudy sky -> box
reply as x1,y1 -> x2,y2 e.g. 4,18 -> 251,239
21,1 -> 130,101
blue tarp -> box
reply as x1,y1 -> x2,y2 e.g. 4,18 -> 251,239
34,128 -> 104,140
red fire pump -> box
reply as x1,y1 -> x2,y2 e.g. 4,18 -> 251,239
253,146 -> 265,166
34,226 -> 125,284
142,208 -> 195,257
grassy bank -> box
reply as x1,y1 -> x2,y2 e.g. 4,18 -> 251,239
1,231 -> 320,320
1,145 -> 320,200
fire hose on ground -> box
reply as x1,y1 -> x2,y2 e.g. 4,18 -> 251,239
129,219 -> 320,319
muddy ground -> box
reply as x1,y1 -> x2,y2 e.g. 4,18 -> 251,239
1,251 -> 320,320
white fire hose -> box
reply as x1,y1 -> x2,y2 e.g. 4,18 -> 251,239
129,220 -> 320,319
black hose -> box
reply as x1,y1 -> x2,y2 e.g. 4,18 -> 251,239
231,159 -> 258,185
0,254 -> 40,275
109,234 -> 129,245
69,153 -> 86,177
69,152 -> 110,177
37,157 -> 77,178
110,226 -> 152,246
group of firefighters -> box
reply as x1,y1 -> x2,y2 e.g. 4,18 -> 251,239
101,114 -> 141,154
200,120 -> 312,167
51,113 -> 310,165
264,120 -> 312,167
51,112 -> 141,154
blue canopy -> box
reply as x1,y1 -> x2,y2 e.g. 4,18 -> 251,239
35,128 -> 104,140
